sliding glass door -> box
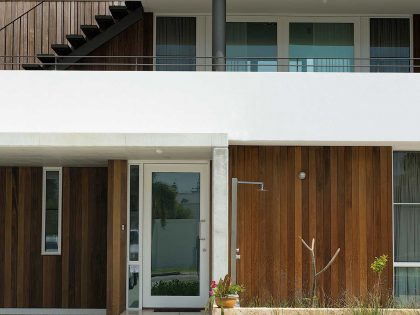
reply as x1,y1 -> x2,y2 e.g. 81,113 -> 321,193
289,22 -> 355,72
226,22 -> 278,72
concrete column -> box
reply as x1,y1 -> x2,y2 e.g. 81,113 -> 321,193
212,147 -> 229,280
212,0 -> 226,71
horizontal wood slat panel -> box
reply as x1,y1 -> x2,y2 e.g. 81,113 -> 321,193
229,146 -> 393,306
0,166 -> 107,308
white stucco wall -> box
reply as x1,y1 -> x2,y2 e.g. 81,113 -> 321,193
1,71 -> 420,148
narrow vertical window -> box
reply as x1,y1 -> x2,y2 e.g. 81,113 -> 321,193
370,18 -> 410,72
393,152 -> 420,306
156,17 -> 196,71
128,165 -> 141,309
42,167 -> 62,255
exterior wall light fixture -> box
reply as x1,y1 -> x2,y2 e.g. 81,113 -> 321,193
299,171 -> 307,180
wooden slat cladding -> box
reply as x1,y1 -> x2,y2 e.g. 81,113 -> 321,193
229,146 -> 393,305
107,160 -> 127,315
0,166 -> 107,308
0,1 -> 126,70
62,167 -> 108,308
72,12 -> 154,71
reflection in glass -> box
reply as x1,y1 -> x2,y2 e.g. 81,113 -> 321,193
130,166 -> 140,261
370,18 -> 410,73
45,171 -> 59,252
226,22 -> 277,72
128,265 -> 140,308
289,23 -> 354,72
394,152 -> 420,203
395,205 -> 420,262
156,17 -> 196,71
151,172 -> 200,296
395,268 -> 420,306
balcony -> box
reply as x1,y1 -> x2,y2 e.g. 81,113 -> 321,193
0,1 -> 418,73
0,55 -> 418,73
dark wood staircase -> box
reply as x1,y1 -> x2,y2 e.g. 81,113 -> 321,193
23,1 -> 143,70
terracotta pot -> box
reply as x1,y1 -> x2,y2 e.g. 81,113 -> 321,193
215,296 -> 237,308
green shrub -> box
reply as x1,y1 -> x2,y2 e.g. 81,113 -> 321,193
370,255 -> 388,275
151,279 -> 199,296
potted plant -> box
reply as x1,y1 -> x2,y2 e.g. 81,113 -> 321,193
207,274 -> 245,312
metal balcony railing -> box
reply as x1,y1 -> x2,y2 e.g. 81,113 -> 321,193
0,55 -> 419,73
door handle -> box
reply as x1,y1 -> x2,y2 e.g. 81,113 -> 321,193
199,219 -> 206,241
236,248 -> 240,260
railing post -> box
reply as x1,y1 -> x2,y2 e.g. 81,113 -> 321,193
212,0 -> 226,71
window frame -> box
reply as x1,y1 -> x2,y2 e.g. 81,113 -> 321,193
153,14 -> 207,71
367,17 -> 413,73
41,166 -> 63,256
283,16 -> 361,72
154,14 -> 412,73
126,160 -> 210,310
392,152 -> 420,300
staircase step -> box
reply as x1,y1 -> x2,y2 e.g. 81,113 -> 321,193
125,1 -> 143,11
22,64 -> 44,70
81,25 -> 101,39
51,44 -> 72,56
95,15 -> 115,30
37,54 -> 56,64
109,5 -> 129,20
66,34 -> 87,49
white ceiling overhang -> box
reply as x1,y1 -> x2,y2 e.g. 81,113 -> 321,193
0,133 -> 228,166
142,0 -> 420,15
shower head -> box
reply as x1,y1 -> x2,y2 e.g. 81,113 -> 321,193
258,183 -> 268,192
237,180 -> 267,192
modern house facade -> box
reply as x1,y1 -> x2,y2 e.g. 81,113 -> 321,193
1,0 -> 420,314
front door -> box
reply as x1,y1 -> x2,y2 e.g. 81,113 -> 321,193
142,163 -> 210,308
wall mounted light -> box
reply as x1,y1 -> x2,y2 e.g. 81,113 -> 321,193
298,171 -> 307,180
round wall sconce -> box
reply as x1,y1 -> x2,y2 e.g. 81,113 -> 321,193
298,171 -> 307,180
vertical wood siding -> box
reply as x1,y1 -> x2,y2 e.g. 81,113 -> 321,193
106,160 -> 127,315
0,1 -> 127,69
0,167 -> 107,308
72,12 -> 154,71
229,146 -> 393,305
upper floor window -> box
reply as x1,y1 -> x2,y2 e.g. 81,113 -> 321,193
156,17 -> 196,71
370,18 -> 410,73
226,22 -> 277,72
42,167 -> 62,255
289,22 -> 355,72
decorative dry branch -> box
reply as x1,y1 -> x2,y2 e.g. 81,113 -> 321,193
300,237 -> 340,307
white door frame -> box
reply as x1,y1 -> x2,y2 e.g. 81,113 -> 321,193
142,162 -> 210,308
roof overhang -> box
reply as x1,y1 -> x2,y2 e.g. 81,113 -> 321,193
0,133 -> 228,166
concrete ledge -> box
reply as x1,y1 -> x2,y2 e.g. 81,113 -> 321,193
212,308 -> 420,315
0,133 -> 228,148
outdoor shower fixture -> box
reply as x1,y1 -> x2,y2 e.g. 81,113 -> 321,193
231,178 -> 267,284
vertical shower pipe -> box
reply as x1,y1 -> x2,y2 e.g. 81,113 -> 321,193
231,178 -> 238,284
231,179 -> 265,285
212,0 -> 226,71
